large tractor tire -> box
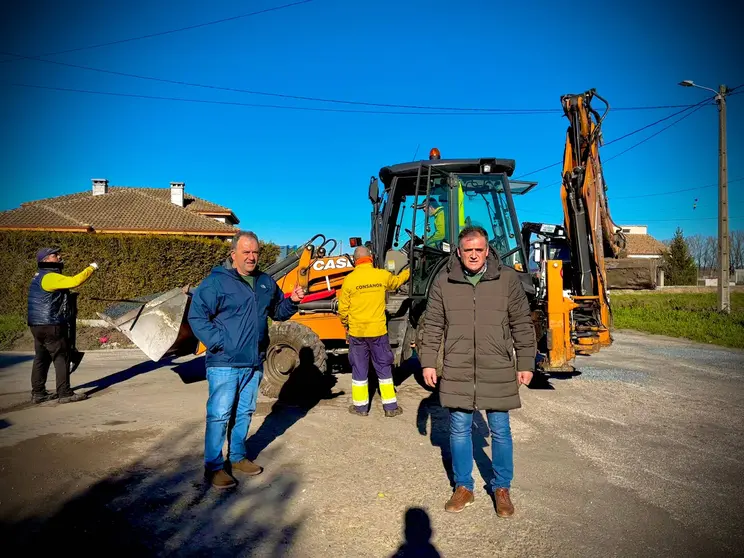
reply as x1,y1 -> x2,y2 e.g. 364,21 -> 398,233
261,321 -> 327,399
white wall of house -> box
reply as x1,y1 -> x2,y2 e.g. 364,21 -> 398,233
619,225 -> 648,235
628,254 -> 663,259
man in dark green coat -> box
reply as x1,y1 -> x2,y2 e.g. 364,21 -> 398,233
419,226 -> 536,518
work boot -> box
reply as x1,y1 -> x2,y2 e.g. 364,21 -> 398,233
494,488 -> 515,518
206,468 -> 237,489
231,459 -> 263,476
384,406 -> 403,417
444,486 -> 475,513
31,390 -> 57,404
349,405 -> 368,416
69,350 -> 85,374
58,392 -> 89,404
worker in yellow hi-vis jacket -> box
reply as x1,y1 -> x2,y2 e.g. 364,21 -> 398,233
338,246 -> 410,417
27,247 -> 97,404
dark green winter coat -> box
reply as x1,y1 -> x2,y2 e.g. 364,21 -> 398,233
418,253 -> 536,411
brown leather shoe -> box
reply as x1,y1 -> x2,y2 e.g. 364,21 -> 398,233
231,459 -> 263,476
444,486 -> 475,513
495,488 -> 514,517
207,468 -> 237,489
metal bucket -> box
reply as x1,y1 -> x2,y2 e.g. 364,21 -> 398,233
97,286 -> 199,361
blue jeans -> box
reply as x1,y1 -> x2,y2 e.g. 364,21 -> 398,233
204,366 -> 263,471
450,409 -> 514,492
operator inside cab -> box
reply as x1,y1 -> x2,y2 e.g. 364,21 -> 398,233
425,197 -> 445,247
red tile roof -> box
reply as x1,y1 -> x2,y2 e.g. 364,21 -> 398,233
0,187 -> 239,236
624,234 -> 668,256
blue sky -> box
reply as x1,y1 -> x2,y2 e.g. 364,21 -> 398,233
1,0 -> 742,246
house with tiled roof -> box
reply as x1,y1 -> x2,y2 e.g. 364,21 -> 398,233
0,179 -> 239,237
618,225 -> 667,259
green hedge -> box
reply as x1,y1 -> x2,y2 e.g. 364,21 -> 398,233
0,231 -> 280,320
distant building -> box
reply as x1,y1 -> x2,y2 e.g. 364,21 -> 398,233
619,224 -> 667,259
0,179 -> 239,238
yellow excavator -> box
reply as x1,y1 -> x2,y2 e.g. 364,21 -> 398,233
521,88 -> 626,371
99,88 -> 625,395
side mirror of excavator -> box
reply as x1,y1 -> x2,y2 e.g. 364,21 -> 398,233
368,177 -> 379,204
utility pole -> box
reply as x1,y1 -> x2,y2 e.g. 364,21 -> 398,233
678,80 -> 730,313
717,85 -> 730,313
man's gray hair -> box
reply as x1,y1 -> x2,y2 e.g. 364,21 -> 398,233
231,230 -> 260,251
458,225 -> 489,247
353,245 -> 371,260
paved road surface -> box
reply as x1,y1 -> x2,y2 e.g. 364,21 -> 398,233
0,331 -> 742,557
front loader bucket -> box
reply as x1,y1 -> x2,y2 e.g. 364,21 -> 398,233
97,287 -> 199,361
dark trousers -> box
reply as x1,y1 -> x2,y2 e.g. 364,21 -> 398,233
348,334 -> 398,411
30,325 -> 72,397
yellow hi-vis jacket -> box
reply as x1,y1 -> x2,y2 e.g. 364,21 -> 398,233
338,262 -> 410,338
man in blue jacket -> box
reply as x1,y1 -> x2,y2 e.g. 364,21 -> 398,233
188,231 -> 305,489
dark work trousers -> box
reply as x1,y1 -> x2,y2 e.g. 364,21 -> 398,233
30,324 -> 73,397
348,334 -> 398,412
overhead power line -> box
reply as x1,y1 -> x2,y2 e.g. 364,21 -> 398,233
609,176 -> 744,200
513,99 -> 713,181
602,100 -> 709,164
2,82 -> 576,116
0,1 -> 316,64
1,50 -> 703,114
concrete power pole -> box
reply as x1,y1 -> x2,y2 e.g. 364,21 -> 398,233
679,80 -> 730,313
717,85 -> 730,314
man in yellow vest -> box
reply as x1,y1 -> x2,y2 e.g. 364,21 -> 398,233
338,246 -> 410,417
425,198 -> 446,247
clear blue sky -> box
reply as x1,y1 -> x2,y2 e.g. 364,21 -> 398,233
1,0 -> 741,246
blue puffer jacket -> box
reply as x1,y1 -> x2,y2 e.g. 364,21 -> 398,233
187,259 -> 299,369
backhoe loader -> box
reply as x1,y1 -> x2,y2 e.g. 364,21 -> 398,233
99,88 -> 625,397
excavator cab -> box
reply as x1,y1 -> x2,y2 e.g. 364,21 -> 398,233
369,149 -> 536,366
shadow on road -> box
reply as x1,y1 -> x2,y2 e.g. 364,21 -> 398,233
527,370 -> 582,390
0,425 -> 306,556
417,391 -> 454,487
417,391 -> 499,493
72,358 -> 168,396
390,507 -> 441,558
246,347 -> 343,461
71,355 -> 210,397
0,354 -> 35,369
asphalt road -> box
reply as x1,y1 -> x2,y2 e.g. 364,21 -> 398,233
0,331 -> 742,557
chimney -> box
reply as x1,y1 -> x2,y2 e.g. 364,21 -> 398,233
170,182 -> 185,207
92,178 -> 108,196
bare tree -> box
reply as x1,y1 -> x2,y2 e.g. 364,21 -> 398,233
687,234 -> 705,270
702,236 -> 718,275
730,230 -> 744,270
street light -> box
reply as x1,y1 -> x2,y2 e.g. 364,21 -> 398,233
679,79 -> 730,313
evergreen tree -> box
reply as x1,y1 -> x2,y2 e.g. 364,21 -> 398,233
662,228 -> 698,285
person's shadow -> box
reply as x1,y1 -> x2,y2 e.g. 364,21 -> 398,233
390,507 -> 441,558
417,391 -> 495,492
245,347 -> 344,461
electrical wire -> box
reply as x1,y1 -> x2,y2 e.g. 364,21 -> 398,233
0,1 -> 316,63
609,177 -> 744,200
513,99 -> 713,181
1,82 -> 576,116
1,50 -> 703,114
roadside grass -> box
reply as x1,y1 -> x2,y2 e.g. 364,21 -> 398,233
612,292 -> 744,349
0,315 -> 27,350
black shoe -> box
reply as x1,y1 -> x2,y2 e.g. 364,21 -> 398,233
31,391 -> 58,404
69,350 -> 85,374
348,405 -> 368,416
58,392 -> 89,404
384,406 -> 403,417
